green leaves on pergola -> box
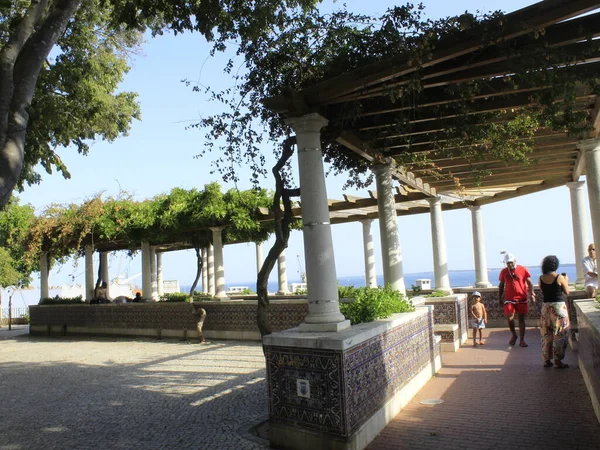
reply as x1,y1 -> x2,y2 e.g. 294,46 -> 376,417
23,183 -> 275,270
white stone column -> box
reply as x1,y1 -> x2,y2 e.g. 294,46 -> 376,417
360,219 -> 377,288
40,252 -> 49,301
202,247 -> 208,294
84,244 -> 95,301
427,197 -> 452,294
141,241 -> 152,300
277,250 -> 289,294
211,227 -> 227,299
157,252 -> 164,296
286,113 -> 350,332
468,205 -> 492,288
373,163 -> 406,295
256,242 -> 263,274
567,180 -> 590,285
207,244 -> 215,296
149,246 -> 158,301
582,138 -> 600,267
100,251 -> 110,299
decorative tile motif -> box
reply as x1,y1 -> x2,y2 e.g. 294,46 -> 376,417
423,296 -> 468,340
575,305 -> 600,414
434,330 -> 456,342
265,310 -> 435,437
266,347 -> 346,435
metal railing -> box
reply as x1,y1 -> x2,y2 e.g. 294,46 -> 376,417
1,307 -> 29,325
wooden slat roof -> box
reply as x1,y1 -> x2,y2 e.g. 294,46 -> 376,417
264,0 -> 600,210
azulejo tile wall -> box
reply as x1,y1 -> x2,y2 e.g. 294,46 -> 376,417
201,301 -> 308,332
574,299 -> 600,421
30,303 -> 202,330
265,310 -> 434,438
422,295 -> 468,341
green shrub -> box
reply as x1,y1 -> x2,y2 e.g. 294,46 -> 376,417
294,288 -> 308,295
192,294 -> 213,302
410,285 -> 422,296
427,290 -> 449,298
19,311 -> 30,323
338,285 -> 414,325
161,292 -> 191,302
39,296 -> 84,305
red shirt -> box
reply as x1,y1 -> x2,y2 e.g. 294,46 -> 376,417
499,265 -> 531,301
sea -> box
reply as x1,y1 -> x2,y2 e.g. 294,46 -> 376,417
183,263 -> 579,294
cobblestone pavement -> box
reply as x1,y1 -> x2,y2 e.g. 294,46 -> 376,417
0,328 -> 270,450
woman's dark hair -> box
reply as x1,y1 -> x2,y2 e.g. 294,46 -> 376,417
541,255 -> 559,274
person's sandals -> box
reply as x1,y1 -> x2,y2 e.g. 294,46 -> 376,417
543,360 -> 553,367
509,335 -> 517,346
554,362 -> 570,369
519,341 -> 528,347
479,342 -> 485,346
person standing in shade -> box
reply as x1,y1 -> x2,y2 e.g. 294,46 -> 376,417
582,243 -> 597,298
498,253 -> 536,347
538,255 -> 570,369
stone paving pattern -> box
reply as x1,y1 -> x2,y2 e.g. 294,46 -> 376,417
2,325 -> 600,450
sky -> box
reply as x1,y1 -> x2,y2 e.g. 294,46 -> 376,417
17,0 -> 595,289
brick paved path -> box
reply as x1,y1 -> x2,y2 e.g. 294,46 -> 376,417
368,328 -> 600,450
2,327 -> 599,450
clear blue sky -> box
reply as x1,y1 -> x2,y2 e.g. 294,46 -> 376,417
18,0 -> 593,288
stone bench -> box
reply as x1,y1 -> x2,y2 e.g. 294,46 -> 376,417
434,323 -> 460,352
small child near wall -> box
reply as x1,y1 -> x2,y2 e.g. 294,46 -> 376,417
471,291 -> 488,346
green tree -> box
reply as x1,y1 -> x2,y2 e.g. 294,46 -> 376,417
0,0 -> 319,207
0,197 -> 36,285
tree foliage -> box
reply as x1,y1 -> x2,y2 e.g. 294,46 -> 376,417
193,4 -> 600,189
0,0 -> 319,207
0,197 -> 36,285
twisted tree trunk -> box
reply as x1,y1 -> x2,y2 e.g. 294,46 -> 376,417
257,136 -> 299,338
189,247 -> 203,302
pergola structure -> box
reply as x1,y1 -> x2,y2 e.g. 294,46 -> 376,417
260,0 -> 600,331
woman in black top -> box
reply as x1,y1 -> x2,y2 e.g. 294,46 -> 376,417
538,255 -> 570,369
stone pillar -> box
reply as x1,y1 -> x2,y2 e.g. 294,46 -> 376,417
157,252 -> 164,296
207,243 -> 215,296
277,250 -> 289,294
202,247 -> 208,294
427,197 -> 452,294
468,205 -> 492,288
256,242 -> 264,274
373,163 -> 406,295
141,241 -> 152,300
582,138 -> 600,263
40,252 -> 49,301
84,244 -> 95,301
149,246 -> 158,301
286,113 -> 349,332
567,180 -> 590,285
211,227 -> 227,299
100,251 -> 110,299
360,219 -> 377,288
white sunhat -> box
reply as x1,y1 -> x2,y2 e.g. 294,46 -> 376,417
472,291 -> 481,297
503,253 -> 516,264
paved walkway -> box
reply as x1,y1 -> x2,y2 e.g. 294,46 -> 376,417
368,328 -> 600,450
1,326 -> 599,450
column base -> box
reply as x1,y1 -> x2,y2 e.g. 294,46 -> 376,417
435,287 -> 453,295
297,320 -> 351,332
475,281 -> 493,288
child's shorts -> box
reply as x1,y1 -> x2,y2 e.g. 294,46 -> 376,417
472,318 -> 485,329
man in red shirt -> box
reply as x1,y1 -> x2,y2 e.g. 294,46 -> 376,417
498,253 -> 536,347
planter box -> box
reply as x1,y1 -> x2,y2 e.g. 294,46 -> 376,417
263,306 -> 440,450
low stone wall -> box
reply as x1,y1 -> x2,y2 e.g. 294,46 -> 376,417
453,287 -> 589,328
201,299 -> 308,340
574,299 -> 600,424
29,303 -> 205,340
263,306 -> 441,450
29,299 -> 309,341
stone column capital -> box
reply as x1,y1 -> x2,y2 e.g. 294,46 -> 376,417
285,113 -> 328,134
467,204 -> 481,213
371,162 -> 394,176
359,218 -> 373,226
210,226 -> 226,233
578,138 -> 600,153
566,180 -> 586,191
426,196 -> 442,207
